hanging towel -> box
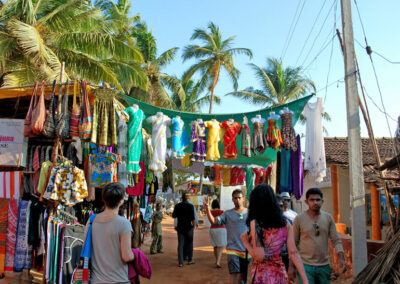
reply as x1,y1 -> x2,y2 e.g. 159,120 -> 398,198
291,135 -> 304,200
0,199 -> 9,277
0,172 -> 22,199
14,200 -> 32,272
5,199 -> 18,272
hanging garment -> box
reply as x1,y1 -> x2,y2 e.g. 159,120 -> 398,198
117,116 -> 128,187
204,120 -> 221,161
303,98 -> 326,183
245,167 -> 254,199
190,120 -> 206,162
90,89 -> 118,146
171,117 -> 190,159
126,107 -> 145,174
90,152 -> 121,187
14,200 -> 32,272
147,113 -> 171,172
240,122 -> 251,157
253,168 -> 264,187
79,81 -> 92,140
4,199 -> 18,272
266,119 -> 283,150
291,135 -> 304,200
280,149 -> 292,193
213,165 -> 222,185
31,81 -> 46,135
222,166 -> 230,186
127,162 -> 145,196
42,81 -> 57,138
220,121 -> 241,159
268,161 -> 278,190
0,171 -> 21,199
281,112 -> 298,151
229,167 -> 240,186
251,122 -> 268,154
24,83 -> 39,138
0,199 -> 9,277
62,224 -> 85,284
55,82 -> 70,138
237,168 -> 246,185
51,167 -> 88,205
69,81 -> 81,138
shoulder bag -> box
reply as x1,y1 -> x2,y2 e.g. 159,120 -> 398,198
69,80 -> 81,137
56,81 -> 70,138
79,80 -> 92,140
24,82 -> 39,137
31,81 -> 46,135
42,81 -> 57,137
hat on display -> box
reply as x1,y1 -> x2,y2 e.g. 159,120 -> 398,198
280,192 -> 291,200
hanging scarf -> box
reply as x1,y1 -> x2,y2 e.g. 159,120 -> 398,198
14,200 -> 32,272
0,199 -> 9,277
5,199 -> 18,272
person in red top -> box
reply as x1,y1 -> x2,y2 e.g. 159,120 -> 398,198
209,199 -> 227,268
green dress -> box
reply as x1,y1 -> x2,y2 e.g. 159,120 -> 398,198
125,107 -> 145,173
245,166 -> 254,199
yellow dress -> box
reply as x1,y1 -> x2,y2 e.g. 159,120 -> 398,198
222,166 -> 231,186
205,120 -> 222,161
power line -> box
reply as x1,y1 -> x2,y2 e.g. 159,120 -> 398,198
324,0 -> 338,102
281,0 -> 303,59
361,85 -> 397,122
303,32 -> 336,71
355,39 -> 400,65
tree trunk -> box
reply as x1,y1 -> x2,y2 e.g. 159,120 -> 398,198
208,88 -> 215,114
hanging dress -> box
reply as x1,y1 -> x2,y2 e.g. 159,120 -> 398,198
221,121 -> 241,159
205,120 -> 222,161
281,112 -> 298,151
171,117 -> 189,159
126,107 -> 145,174
240,122 -> 251,157
190,120 -> 206,162
147,113 -> 171,172
266,119 -> 283,150
251,122 -> 268,154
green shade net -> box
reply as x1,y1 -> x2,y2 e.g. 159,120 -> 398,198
121,94 -> 312,167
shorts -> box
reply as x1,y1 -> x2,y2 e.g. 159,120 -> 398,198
227,254 -> 249,275
299,264 -> 332,284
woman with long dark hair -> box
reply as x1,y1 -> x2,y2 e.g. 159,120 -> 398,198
240,184 -> 308,284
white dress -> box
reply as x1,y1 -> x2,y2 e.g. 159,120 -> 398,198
147,113 -> 171,172
303,98 -> 327,183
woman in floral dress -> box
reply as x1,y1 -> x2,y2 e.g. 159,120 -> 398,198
241,184 -> 308,284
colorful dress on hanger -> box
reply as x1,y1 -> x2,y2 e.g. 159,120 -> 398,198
171,117 -> 189,159
221,121 -> 241,159
253,168 -> 263,187
147,113 -> 171,172
205,120 -> 221,161
251,122 -> 268,154
90,152 -> 121,186
240,122 -> 251,157
190,120 -> 206,162
266,119 -> 283,150
222,166 -> 230,186
281,112 -> 298,151
245,167 -> 254,199
229,166 -> 239,186
213,165 -> 222,185
126,107 -> 145,174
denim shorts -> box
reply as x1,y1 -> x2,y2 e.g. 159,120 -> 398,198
227,254 -> 249,274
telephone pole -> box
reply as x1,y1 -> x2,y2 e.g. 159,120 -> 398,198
340,0 -> 368,274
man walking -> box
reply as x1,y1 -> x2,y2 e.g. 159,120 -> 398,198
280,192 -> 297,224
204,190 -> 248,284
172,193 -> 195,267
150,202 -> 163,254
293,188 -> 346,284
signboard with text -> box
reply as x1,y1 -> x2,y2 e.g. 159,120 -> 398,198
0,119 -> 25,166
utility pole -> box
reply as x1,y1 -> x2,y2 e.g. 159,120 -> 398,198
340,0 -> 368,275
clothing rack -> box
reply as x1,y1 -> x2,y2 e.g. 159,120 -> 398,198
56,209 -> 78,223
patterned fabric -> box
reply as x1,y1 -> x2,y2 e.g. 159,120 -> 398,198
251,226 -> 288,284
0,199 -> 9,276
251,122 -> 268,154
51,167 -> 88,205
281,112 -> 298,151
147,113 -> 171,172
237,168 -> 246,185
69,81 -> 81,137
240,123 -> 251,157
253,168 -> 263,187
90,152 -> 120,186
190,120 -> 206,162
230,167 -> 240,186
266,119 -> 283,150
213,165 -> 222,185
221,121 -> 241,159
5,199 -> 18,272
90,89 -> 118,146
126,107 -> 145,174
172,117 -> 189,159
14,200 -> 32,272
204,120 -> 221,161
0,171 -> 21,199
117,115 -> 128,186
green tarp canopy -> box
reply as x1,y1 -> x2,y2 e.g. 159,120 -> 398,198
121,94 -> 312,167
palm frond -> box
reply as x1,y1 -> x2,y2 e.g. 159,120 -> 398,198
225,88 -> 274,106
227,47 -> 253,59
155,47 -> 178,68
182,58 -> 213,82
182,45 -> 212,61
248,62 -> 278,98
160,73 -> 185,103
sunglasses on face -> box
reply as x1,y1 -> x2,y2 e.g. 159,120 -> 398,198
313,223 -> 320,236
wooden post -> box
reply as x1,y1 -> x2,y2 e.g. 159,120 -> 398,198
331,164 -> 340,223
370,184 -> 382,240
341,0 -> 368,274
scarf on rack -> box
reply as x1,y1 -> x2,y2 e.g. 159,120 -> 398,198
0,199 -> 9,276
0,172 -> 22,199
14,200 -> 33,272
5,199 -> 18,272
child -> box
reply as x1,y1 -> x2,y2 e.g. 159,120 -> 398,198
150,202 -> 163,254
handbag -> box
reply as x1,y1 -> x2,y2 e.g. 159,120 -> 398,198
69,80 -> 81,137
24,82 -> 39,137
72,214 -> 97,284
56,81 -> 70,138
79,80 -> 92,140
31,81 -> 46,135
42,81 -> 57,137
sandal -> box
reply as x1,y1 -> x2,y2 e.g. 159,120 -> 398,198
187,261 -> 195,265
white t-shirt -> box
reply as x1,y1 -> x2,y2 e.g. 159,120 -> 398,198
283,209 -> 297,224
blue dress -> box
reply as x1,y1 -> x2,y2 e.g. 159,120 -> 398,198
172,117 -> 189,159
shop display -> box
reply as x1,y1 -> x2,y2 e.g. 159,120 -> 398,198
171,116 -> 189,159
147,112 -> 171,172
204,119 -> 221,161
126,105 -> 145,174
220,120 -> 241,159
266,112 -> 283,150
190,119 -> 206,162
240,117 -> 251,157
280,108 -> 298,151
251,115 -> 268,154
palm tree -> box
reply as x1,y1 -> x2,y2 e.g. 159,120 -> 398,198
129,23 -> 182,107
0,0 -> 147,90
182,22 -> 253,114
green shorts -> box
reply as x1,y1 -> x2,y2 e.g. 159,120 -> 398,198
299,264 -> 332,284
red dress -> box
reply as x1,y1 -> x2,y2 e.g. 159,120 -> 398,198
221,121 -> 241,159
213,165 -> 222,185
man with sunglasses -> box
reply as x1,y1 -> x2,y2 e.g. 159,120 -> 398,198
292,188 -> 346,283
204,189 -> 248,284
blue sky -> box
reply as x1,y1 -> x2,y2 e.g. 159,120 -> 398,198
133,0 -> 400,138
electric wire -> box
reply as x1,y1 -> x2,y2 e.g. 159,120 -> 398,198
281,0 -> 303,59
324,0 -> 338,102
303,32 -> 336,71
355,39 -> 400,65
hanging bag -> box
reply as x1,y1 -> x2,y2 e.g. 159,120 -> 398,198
24,82 -> 39,137
69,80 -> 81,137
31,81 -> 46,135
56,81 -> 70,138
79,80 -> 92,140
42,81 -> 57,137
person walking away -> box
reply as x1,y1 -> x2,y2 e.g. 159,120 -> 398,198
204,189 -> 248,284
183,198 -> 199,262
209,199 -> 227,268
280,192 -> 297,224
150,202 -> 163,254
240,184 -> 308,284
172,193 -> 195,267
293,188 -> 347,284
89,182 -> 134,283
